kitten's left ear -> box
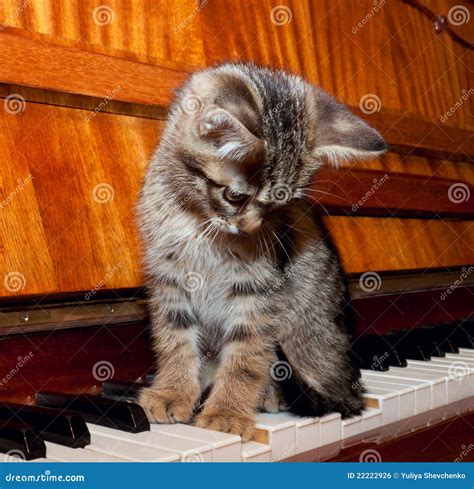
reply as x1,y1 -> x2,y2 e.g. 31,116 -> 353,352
312,89 -> 387,166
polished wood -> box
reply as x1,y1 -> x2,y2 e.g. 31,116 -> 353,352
312,168 -> 474,218
351,283 -> 474,337
323,217 -> 474,273
1,100 -> 474,298
0,322 -> 154,405
0,0 -> 472,130
0,26 -> 188,107
1,26 -> 473,162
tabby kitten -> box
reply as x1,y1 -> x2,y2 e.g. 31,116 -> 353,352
138,63 -> 386,440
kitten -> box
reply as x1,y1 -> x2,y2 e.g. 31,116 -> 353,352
137,62 -> 386,441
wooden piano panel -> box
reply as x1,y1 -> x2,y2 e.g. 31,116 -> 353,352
325,217 -> 474,274
0,0 -> 472,129
0,102 -> 161,296
0,91 -> 473,297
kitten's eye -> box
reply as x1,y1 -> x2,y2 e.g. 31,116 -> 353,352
223,187 -> 248,204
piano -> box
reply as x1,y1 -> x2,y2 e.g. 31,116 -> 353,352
0,0 -> 473,463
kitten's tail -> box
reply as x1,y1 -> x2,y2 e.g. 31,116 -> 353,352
276,348 -> 365,419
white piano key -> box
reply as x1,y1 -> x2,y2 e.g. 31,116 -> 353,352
45,441 -> 129,462
388,367 -> 447,409
88,432 -> 180,462
254,413 -> 297,461
361,407 -> 381,434
459,348 -> 474,356
242,441 -> 271,462
406,362 -> 463,402
318,412 -> 341,460
362,372 -> 431,414
416,357 -> 474,398
341,414 -> 363,447
362,377 -> 417,419
292,415 -> 320,455
87,424 -> 212,461
150,423 -> 241,462
362,387 -> 398,425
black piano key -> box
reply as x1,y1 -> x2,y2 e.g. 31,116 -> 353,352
452,319 -> 474,349
35,392 -> 150,433
423,324 -> 459,354
352,336 -> 392,371
0,402 -> 90,448
101,381 -> 148,401
386,331 -> 431,361
0,419 -> 46,460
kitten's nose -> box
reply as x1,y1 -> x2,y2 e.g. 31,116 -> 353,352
237,216 -> 262,235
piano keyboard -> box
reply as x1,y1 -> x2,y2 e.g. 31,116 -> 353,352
1,321 -> 472,462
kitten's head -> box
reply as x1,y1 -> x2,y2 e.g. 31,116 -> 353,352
163,63 -> 386,236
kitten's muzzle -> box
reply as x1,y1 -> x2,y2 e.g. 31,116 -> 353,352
234,216 -> 263,236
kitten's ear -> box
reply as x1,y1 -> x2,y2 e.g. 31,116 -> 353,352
198,107 -> 264,163
313,90 -> 387,166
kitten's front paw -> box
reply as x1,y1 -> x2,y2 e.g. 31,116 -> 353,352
138,387 -> 195,423
195,411 -> 255,441
260,384 -> 288,413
